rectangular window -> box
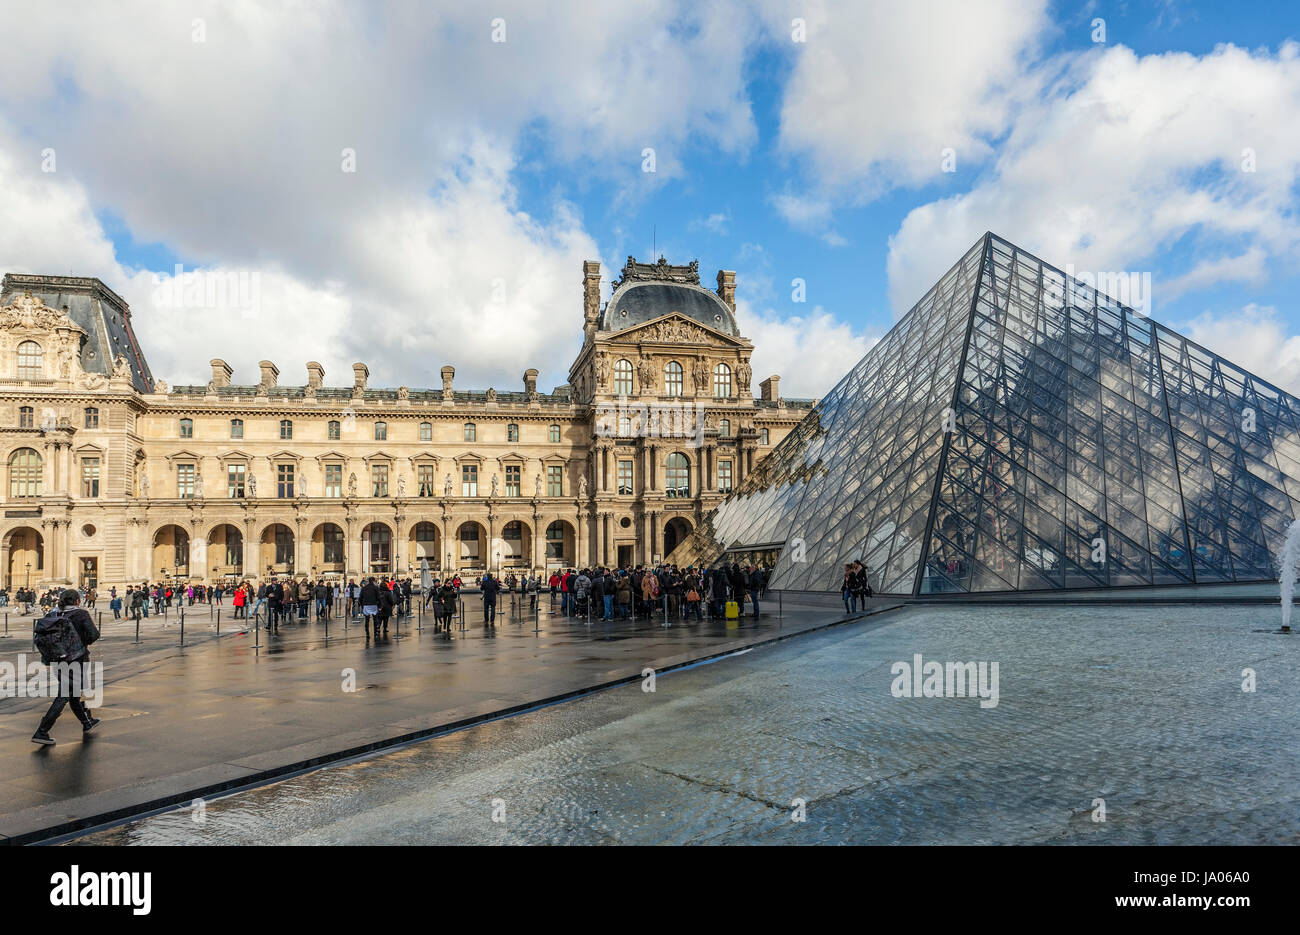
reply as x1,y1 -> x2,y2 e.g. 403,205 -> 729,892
374,422 -> 387,440
84,408 -> 99,429
18,407 -> 34,429
81,458 -> 100,498
276,463 -> 294,498
418,464 -> 435,497
372,464 -> 389,497
177,463 -> 196,499
505,464 -> 520,497
180,418 -> 193,438
461,464 -> 478,497
227,464 -> 246,498
464,423 -> 476,441
617,460 -> 634,495
507,424 -> 519,442
231,418 -> 243,439
547,465 -> 563,497
275,526 -> 294,566
549,424 -> 561,443
323,526 -> 344,564
325,464 -> 342,498
328,420 -> 340,440
718,460 -> 733,494
280,420 -> 293,440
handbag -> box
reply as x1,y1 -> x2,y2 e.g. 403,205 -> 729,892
686,589 -> 700,602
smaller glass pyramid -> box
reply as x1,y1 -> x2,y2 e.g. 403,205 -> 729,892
672,233 -> 1298,596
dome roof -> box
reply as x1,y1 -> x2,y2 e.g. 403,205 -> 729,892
602,280 -> 739,336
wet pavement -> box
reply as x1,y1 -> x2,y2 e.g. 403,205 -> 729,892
69,602 -> 1299,845
0,593 -> 886,843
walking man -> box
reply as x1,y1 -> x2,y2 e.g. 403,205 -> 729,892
31,589 -> 102,745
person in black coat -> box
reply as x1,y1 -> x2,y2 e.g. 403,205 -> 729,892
359,577 -> 382,637
709,566 -> 729,618
480,573 -> 500,626
32,589 -> 102,745
376,578 -> 395,636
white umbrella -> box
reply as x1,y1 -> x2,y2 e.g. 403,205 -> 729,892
419,558 -> 433,592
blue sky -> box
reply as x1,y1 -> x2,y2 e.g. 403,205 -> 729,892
2,0 -> 1300,395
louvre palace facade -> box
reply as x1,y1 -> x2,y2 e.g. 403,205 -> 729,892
0,257 -> 812,591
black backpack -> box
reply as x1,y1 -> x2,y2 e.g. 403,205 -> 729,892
33,608 -> 85,665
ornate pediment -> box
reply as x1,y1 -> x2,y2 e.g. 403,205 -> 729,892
609,313 -> 746,347
611,256 -> 700,292
0,292 -> 84,335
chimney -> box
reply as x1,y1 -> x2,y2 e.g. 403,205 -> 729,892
209,358 -> 232,387
583,261 -> 602,341
352,363 -> 369,392
759,374 -> 780,402
716,269 -> 736,312
523,368 -> 538,395
441,365 -> 455,401
306,361 -> 325,388
257,360 -> 279,390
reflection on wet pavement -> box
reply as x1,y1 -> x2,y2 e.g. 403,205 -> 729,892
75,604 -> 1299,845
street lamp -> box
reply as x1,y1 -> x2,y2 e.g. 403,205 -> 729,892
25,561 -> 31,588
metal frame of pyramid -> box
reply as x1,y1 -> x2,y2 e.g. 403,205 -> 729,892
675,232 -> 1298,597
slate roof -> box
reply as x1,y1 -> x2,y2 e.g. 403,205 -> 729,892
1,273 -> 154,393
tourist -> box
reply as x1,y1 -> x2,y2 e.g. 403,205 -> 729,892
615,571 -> 632,619
109,591 -> 122,620
438,578 -> 458,631
360,577 -> 381,637
31,589 -> 102,746
842,565 -> 856,613
314,580 -> 329,619
481,571 -> 500,627
746,564 -> 764,619
684,568 -> 703,621
232,583 -> 246,618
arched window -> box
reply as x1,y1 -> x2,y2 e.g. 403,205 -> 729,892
179,418 -> 193,439
230,418 -> 243,439
719,419 -> 730,437
665,453 -> 690,499
18,406 -> 33,429
713,362 -> 732,398
759,428 -> 770,445
664,361 -> 683,396
328,420 -> 340,440
549,424 -> 561,443
84,407 -> 99,429
374,421 -> 387,441
9,448 -> 43,498
464,423 -> 476,442
507,423 -> 519,443
279,419 -> 293,440
420,422 -> 432,441
614,358 -> 634,396
16,341 -> 42,379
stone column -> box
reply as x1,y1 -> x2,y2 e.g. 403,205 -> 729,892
242,517 -> 257,581
345,515 -> 360,578
532,511 -> 544,571
295,516 -> 310,577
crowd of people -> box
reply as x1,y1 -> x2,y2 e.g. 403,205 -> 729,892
536,562 -> 768,622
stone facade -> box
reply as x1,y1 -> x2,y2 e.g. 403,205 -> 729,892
0,260 -> 813,590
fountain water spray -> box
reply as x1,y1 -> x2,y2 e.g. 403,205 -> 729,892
1277,518 -> 1300,632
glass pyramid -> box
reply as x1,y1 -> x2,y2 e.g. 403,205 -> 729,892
676,233 -> 1299,596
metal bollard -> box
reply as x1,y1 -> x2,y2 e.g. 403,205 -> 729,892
135,614 -> 140,643
662,594 -> 669,628
216,609 -> 220,635
534,600 -> 540,634
779,591 -> 783,619
180,612 -> 185,646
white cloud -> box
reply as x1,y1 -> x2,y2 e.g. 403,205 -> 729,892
0,0 -> 763,389
1181,304 -> 1300,394
886,42 -> 1300,315
738,301 -> 878,399
773,0 -> 1050,192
